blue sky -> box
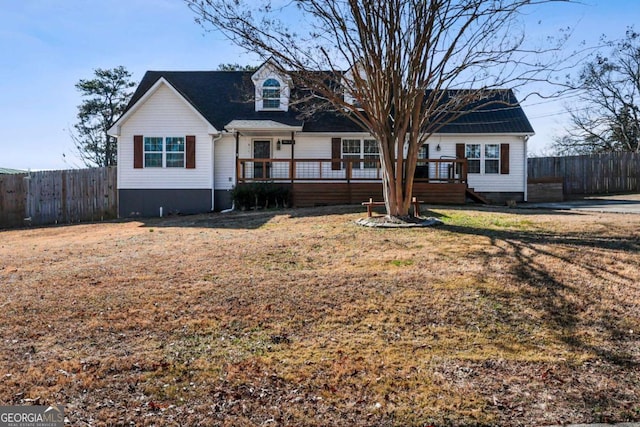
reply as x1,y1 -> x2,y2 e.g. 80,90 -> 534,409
0,0 -> 637,170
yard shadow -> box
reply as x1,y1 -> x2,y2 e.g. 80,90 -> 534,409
443,222 -> 640,367
135,203 -> 583,231
136,204 -> 367,230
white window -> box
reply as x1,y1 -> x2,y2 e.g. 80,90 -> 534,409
418,145 -> 429,160
144,137 -> 163,168
262,78 -> 281,109
342,139 -> 361,169
144,137 -> 185,168
465,143 -> 501,174
466,144 -> 481,174
484,144 -> 500,174
341,138 -> 379,169
363,139 -> 379,169
166,137 -> 185,168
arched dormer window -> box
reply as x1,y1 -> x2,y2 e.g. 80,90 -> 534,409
251,60 -> 291,111
262,78 -> 281,109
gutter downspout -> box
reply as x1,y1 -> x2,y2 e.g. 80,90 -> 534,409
221,130 -> 239,213
523,135 -> 530,202
211,132 -> 223,211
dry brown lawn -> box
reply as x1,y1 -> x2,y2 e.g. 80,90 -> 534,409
0,205 -> 639,426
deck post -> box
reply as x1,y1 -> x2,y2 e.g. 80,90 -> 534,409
347,159 -> 352,203
461,160 -> 468,184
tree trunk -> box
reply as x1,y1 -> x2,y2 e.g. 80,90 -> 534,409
379,135 -> 416,218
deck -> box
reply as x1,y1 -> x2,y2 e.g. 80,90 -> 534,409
236,158 -> 468,207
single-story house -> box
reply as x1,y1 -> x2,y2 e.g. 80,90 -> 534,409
108,60 -> 534,217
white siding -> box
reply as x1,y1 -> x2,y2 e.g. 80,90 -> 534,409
425,135 -> 525,192
295,134 -> 375,180
294,133 -> 526,189
217,131 -> 526,192
214,135 -> 236,190
118,84 -> 213,190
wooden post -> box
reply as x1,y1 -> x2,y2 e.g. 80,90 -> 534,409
347,159 -> 352,204
461,160 -> 468,184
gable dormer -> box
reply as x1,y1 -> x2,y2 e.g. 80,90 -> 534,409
251,58 -> 292,112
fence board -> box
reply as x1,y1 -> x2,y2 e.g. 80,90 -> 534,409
528,152 -> 640,196
0,173 -> 28,228
0,167 -> 117,228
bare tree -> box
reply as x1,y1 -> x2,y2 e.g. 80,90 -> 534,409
72,66 -> 135,167
554,28 -> 640,155
188,0 -> 572,217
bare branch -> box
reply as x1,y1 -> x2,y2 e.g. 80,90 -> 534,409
187,0 -> 579,216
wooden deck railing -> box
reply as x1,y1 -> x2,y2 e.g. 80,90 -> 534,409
237,158 -> 468,184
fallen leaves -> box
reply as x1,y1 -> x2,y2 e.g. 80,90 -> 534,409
0,206 -> 638,426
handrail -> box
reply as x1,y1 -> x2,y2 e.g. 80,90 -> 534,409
237,157 -> 467,184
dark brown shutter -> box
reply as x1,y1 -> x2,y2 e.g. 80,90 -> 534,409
134,135 -> 143,168
331,137 -> 341,170
186,135 -> 196,169
455,143 -> 465,159
500,143 -> 510,174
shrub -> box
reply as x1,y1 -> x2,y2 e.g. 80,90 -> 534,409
231,183 -> 290,210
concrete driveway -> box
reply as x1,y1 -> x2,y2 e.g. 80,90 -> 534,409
522,194 -> 640,214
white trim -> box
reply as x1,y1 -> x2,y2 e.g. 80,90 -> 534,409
465,142 -> 503,175
108,77 -> 218,136
251,59 -> 292,112
142,136 -> 186,169
225,120 -> 303,132
297,131 -> 534,138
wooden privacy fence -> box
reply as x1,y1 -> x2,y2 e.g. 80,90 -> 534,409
528,152 -> 640,196
0,167 -> 117,228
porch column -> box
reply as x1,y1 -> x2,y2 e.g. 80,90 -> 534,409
290,131 -> 296,182
234,131 -> 240,183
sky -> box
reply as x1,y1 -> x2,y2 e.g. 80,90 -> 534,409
0,0 -> 638,170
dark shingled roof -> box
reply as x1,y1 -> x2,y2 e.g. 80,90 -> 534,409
125,71 -> 534,134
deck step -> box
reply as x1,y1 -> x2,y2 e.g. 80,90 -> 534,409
465,188 -> 490,204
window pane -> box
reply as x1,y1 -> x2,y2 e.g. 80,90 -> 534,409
263,98 -> 280,108
166,153 -> 185,168
263,82 -> 280,109
363,140 -> 379,168
485,159 -> 499,174
263,78 -> 280,87
468,159 -> 480,174
364,139 -> 378,154
166,137 -> 184,152
342,139 -> 361,154
466,144 -> 480,159
364,155 -> 379,169
344,154 -> 361,169
144,137 -> 163,152
145,153 -> 162,168
263,88 -> 279,98
418,145 -> 428,159
485,144 -> 499,159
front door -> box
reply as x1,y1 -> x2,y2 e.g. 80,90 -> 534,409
253,140 -> 271,179
414,144 -> 429,179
